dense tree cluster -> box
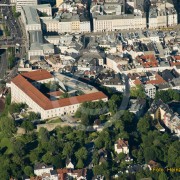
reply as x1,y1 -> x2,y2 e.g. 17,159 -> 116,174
155,89 -> 180,103
75,93 -> 123,126
130,85 -> 146,99
0,92 -> 179,179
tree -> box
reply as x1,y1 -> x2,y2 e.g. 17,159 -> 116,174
29,150 -> 39,163
76,159 -> 84,169
27,112 -> 39,121
51,155 -> 64,168
5,93 -> 11,106
155,91 -> 171,103
21,120 -> 34,133
75,147 -> 88,161
117,152 -> 126,161
81,113 -> 90,126
38,127 -> 50,142
62,142 -> 74,158
168,141 -> 180,167
92,150 -> 99,165
11,139 -> 25,157
9,103 -> 26,114
144,147 -> 156,163
158,172 -> 168,180
0,117 -> 17,137
42,152 -> 52,164
130,85 -> 146,99
24,166 -> 33,177
137,114 -> 152,134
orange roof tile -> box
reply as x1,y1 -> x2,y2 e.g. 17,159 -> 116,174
138,54 -> 158,68
174,56 -> 180,60
134,79 -> 142,85
21,69 -> 53,81
116,139 -> 128,149
47,91 -> 64,96
170,62 -> 180,66
11,73 -> 107,110
146,74 -> 166,85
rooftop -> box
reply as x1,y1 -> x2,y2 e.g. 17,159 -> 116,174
22,6 -> 40,25
11,70 -> 107,110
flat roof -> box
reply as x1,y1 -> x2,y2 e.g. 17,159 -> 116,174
54,73 -> 98,94
22,6 -> 40,25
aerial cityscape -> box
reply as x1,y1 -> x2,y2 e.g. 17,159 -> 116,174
0,0 -> 180,179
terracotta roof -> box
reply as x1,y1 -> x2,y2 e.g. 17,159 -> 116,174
146,74 -> 166,85
134,79 -> 142,85
116,139 -> 128,149
57,168 -> 87,179
148,160 -> 159,168
174,56 -> 180,60
57,169 -> 68,180
170,62 -> 180,66
11,73 -> 107,110
21,69 -> 53,81
138,54 -> 158,68
47,91 -> 63,96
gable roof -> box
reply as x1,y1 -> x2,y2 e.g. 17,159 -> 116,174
11,71 -> 107,110
116,139 -> 128,149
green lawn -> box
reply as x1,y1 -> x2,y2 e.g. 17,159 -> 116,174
46,118 -> 62,124
0,137 -> 13,154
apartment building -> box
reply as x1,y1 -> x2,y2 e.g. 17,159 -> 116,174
11,70 -> 108,119
149,2 -> 177,29
35,4 -> 52,16
16,0 -> 38,12
144,84 -> 156,99
42,13 -> 90,33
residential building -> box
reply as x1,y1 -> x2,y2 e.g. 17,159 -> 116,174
57,168 -> 87,180
114,139 -> 129,154
35,4 -> 52,16
148,2 -> 177,29
91,2 -> 146,32
66,159 -> 74,169
129,99 -> 146,117
16,0 -> 38,12
97,73 -> 125,92
144,84 -> 156,99
106,54 -> 129,73
149,99 -> 180,137
34,163 -> 54,176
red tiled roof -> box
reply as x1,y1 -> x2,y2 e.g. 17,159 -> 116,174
134,79 -> 142,85
47,91 -> 63,96
174,56 -> 180,60
170,61 -> 180,66
148,160 -> 159,168
138,54 -> 158,68
21,69 -> 53,81
57,168 -> 87,179
11,73 -> 107,110
116,139 -> 128,149
146,74 -> 166,85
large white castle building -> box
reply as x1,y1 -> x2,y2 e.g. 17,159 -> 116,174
11,70 -> 108,119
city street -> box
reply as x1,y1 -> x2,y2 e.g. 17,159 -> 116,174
0,49 -> 7,79
0,1 -> 26,80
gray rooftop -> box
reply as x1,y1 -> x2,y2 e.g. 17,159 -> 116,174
22,6 -> 40,25
29,31 -> 43,44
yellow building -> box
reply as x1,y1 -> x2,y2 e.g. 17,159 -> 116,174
56,0 -> 63,7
